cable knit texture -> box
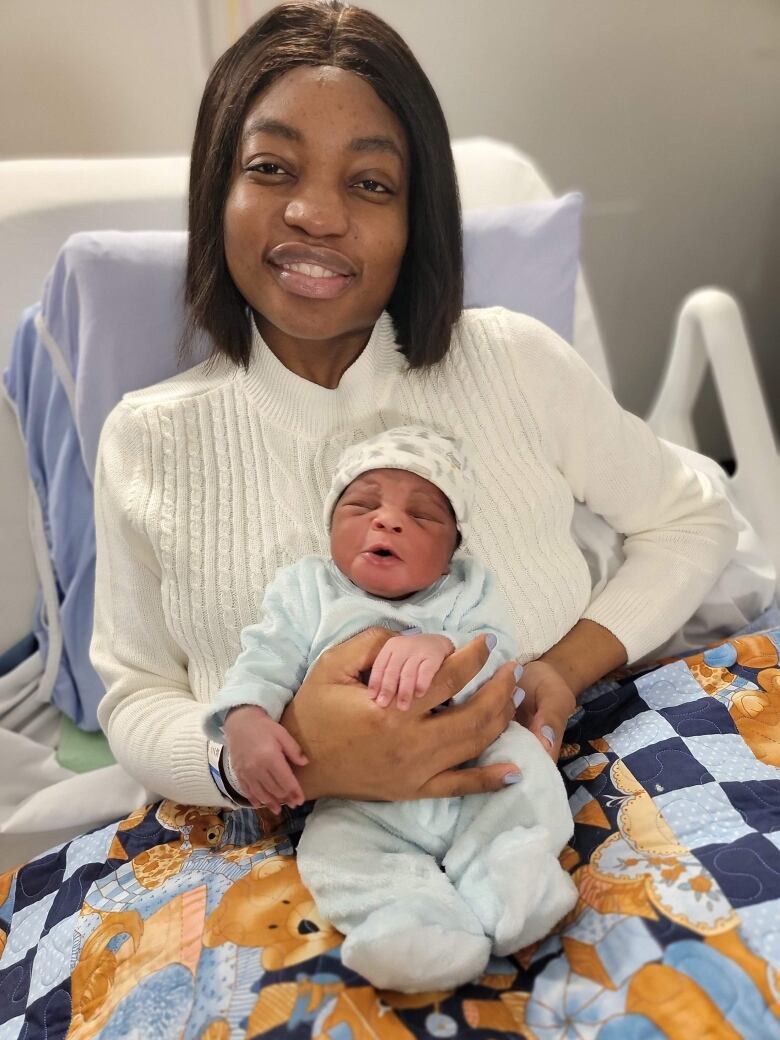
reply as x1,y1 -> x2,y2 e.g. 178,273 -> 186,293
91,308 -> 737,806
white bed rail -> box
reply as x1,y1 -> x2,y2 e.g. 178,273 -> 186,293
648,288 -> 780,594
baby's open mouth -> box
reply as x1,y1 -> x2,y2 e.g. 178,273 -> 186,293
364,546 -> 400,561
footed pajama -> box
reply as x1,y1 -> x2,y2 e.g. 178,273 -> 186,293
296,722 -> 577,992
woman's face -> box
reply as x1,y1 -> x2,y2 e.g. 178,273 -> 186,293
224,65 -> 409,358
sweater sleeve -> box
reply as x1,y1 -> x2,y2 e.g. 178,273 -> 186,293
202,561 -> 319,738
91,402 -> 231,808
499,311 -> 739,664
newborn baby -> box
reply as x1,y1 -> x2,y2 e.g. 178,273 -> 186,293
204,425 -> 577,992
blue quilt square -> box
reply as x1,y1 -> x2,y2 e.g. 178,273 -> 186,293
19,979 -> 72,1040
44,861 -> 110,936
636,659 -> 713,710
696,833 -> 780,908
721,781 -> 780,836
12,844 -> 69,914
0,944 -> 34,1026
569,678 -> 649,743
658,695 -> 738,739
622,737 -> 715,795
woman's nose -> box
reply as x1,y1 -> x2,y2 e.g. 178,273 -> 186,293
284,183 -> 350,239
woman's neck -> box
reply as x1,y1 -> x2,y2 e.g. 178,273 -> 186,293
254,315 -> 374,389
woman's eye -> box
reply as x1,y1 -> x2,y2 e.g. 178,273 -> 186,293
246,161 -> 288,177
354,179 -> 390,194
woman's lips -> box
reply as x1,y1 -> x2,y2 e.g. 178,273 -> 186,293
266,244 -> 356,300
269,262 -> 354,299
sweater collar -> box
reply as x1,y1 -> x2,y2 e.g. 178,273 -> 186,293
240,311 -> 404,435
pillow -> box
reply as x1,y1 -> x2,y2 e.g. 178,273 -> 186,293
38,230 -> 207,480
38,195 -> 582,477
463,193 -> 582,343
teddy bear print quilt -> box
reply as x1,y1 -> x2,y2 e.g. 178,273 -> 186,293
1,630 -> 779,1039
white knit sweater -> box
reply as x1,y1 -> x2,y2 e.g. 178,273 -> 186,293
91,307 -> 737,806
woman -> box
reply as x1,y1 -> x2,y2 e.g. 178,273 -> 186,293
91,0 -> 736,811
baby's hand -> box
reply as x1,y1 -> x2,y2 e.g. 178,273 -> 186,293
223,706 -> 308,814
368,633 -> 455,710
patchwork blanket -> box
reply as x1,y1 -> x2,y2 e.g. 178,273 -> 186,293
1,630 -> 779,1039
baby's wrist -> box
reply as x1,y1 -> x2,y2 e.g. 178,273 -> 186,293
220,746 -> 249,801
223,702 -> 269,734
414,633 -> 454,652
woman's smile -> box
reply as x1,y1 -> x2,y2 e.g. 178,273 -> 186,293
266,242 -> 357,299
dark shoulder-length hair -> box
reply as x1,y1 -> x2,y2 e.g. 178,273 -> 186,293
185,0 -> 463,370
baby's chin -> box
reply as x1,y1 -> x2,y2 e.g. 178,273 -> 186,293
343,561 -> 421,600
352,575 -> 420,600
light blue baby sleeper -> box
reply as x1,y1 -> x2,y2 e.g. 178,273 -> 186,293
205,554 -> 577,992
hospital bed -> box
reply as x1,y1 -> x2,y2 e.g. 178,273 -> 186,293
1,140 -> 779,1037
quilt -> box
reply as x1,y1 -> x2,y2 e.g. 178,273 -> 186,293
1,630 -> 779,1039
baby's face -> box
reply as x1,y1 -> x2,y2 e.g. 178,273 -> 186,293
331,469 -> 458,598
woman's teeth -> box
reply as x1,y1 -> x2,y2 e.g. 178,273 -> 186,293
282,262 -> 340,279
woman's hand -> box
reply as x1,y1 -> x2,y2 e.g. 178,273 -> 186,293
513,619 -> 626,759
281,627 -> 520,801
513,659 -> 577,760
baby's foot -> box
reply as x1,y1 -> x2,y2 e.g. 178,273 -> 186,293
341,899 -> 490,992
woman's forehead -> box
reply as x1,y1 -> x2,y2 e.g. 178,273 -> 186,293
241,65 -> 407,161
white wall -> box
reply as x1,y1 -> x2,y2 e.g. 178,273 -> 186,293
0,1 -> 202,157
2,0 -> 778,459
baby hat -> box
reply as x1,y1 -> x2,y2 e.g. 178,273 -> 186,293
323,425 -> 474,538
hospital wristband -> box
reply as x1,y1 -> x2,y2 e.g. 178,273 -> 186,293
206,739 -> 249,806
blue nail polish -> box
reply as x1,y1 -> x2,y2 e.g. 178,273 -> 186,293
512,687 -> 525,708
503,771 -> 523,785
485,633 -> 497,651
402,626 -> 422,636
513,664 -> 524,682
541,725 -> 556,746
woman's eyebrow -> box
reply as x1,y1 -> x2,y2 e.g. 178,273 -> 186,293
243,117 -> 301,142
242,118 -> 403,163
349,136 -> 404,163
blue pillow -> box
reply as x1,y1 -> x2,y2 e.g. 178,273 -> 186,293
463,192 -> 582,343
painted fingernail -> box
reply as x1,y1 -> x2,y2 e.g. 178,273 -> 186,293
485,633 -> 497,651
402,626 -> 422,636
512,687 -> 526,708
541,725 -> 556,747
513,664 -> 524,682
503,771 -> 523,785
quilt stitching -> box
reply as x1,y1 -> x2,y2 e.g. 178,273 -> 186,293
0,628 -> 778,1038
